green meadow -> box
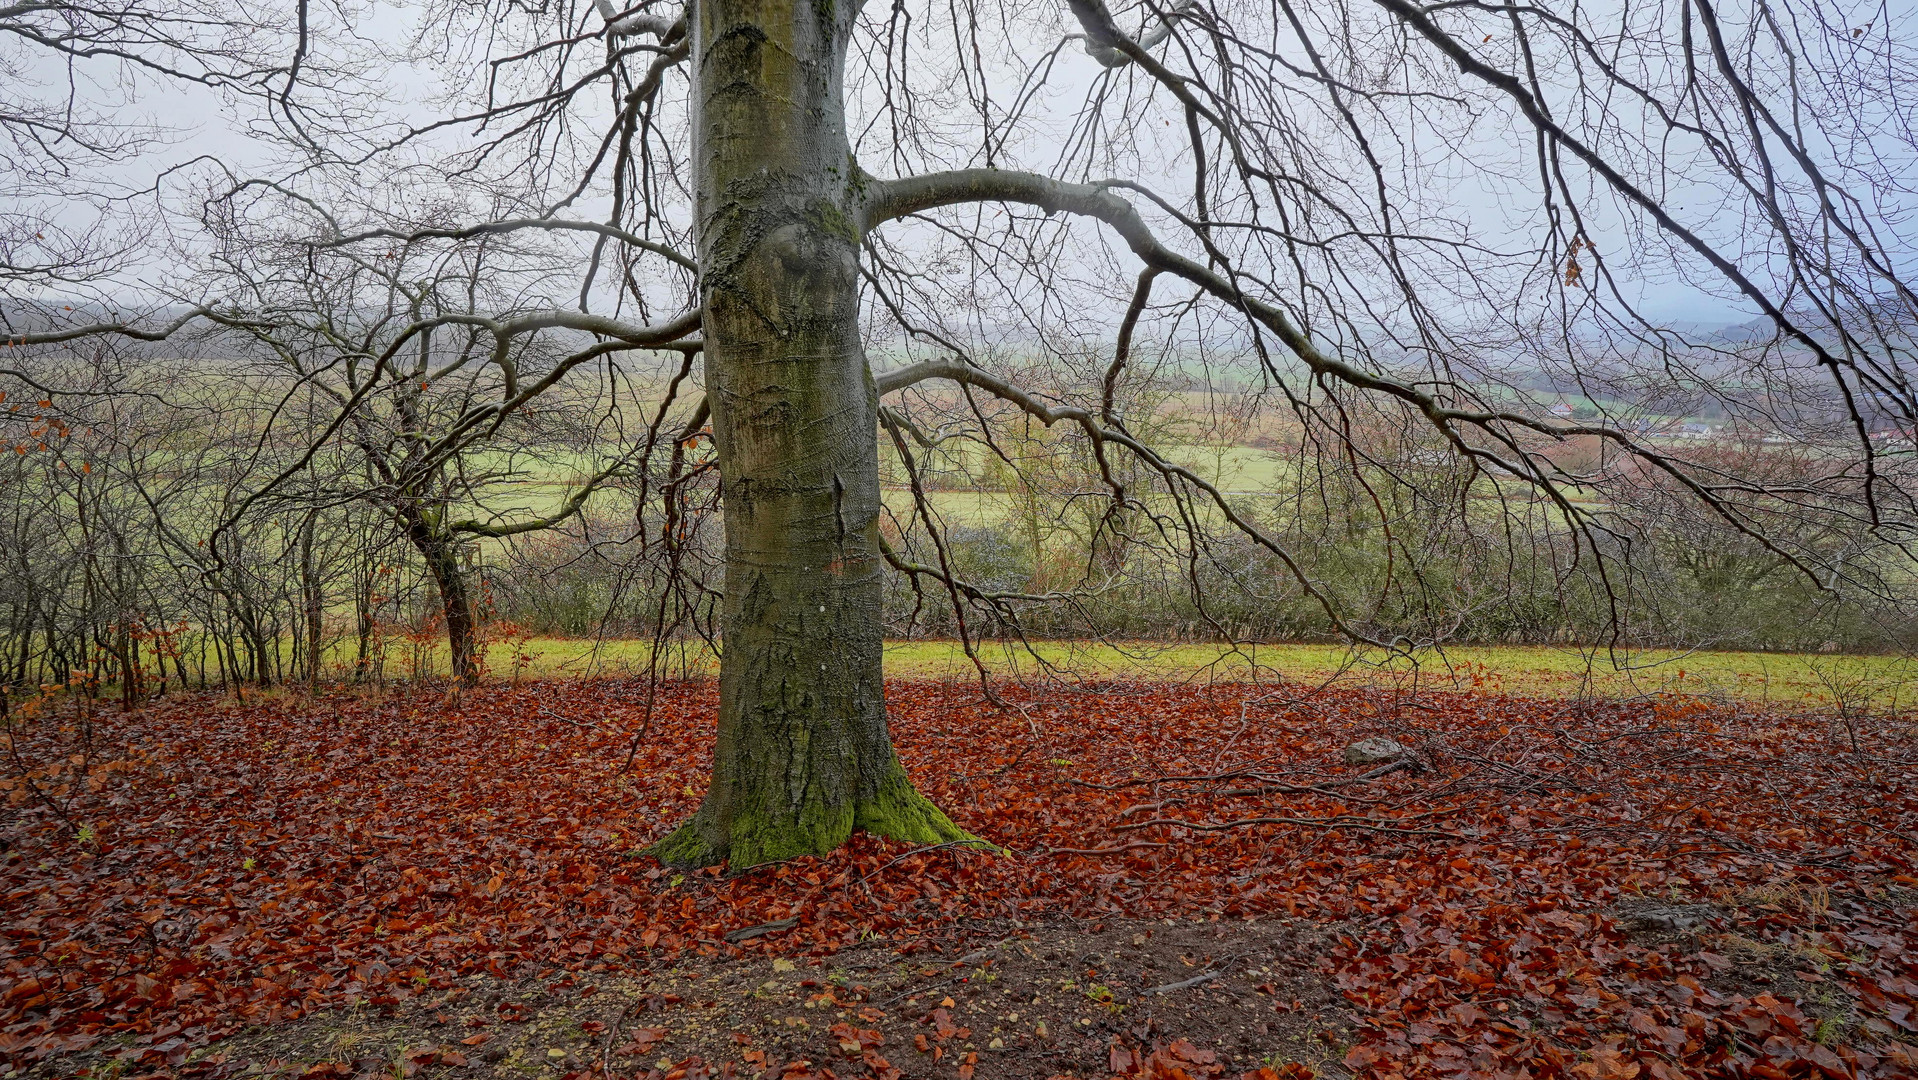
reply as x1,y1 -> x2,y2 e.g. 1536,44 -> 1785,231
371,635 -> 1918,711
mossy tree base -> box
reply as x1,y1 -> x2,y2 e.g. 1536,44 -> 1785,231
649,761 -> 977,871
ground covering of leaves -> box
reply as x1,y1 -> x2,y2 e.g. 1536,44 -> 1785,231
2,679 -> 1915,1079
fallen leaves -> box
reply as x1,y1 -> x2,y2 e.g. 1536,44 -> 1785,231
614,1026 -> 669,1056
1110,1036 -> 1224,1078
0,679 -> 1913,1079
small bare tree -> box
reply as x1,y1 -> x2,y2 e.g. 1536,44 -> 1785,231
187,224 -> 702,686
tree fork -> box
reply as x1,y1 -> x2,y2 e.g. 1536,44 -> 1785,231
648,0 -> 973,869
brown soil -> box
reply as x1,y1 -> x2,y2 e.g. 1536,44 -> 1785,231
139,917 -> 1357,1079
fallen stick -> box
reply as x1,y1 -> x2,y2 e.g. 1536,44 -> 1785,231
1119,810 -> 1465,839
1141,970 -> 1222,995
723,917 -> 798,943
1042,841 -> 1169,856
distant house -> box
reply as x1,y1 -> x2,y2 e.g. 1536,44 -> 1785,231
1548,402 -> 1575,419
1871,427 -> 1916,453
1678,422 -> 1715,439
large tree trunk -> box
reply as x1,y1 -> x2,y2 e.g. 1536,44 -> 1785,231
649,0 -> 971,869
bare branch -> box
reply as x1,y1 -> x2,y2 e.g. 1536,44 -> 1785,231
323,219 -> 697,273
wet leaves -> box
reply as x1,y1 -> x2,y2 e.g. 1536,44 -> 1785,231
0,680 -> 1913,1078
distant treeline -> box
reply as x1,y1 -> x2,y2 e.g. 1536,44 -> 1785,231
2,349 -> 1912,702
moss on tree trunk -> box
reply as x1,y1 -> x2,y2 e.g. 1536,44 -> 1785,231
648,0 -> 972,870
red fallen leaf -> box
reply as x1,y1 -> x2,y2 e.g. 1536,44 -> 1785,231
1575,1048 -> 1641,1079
1800,1044 -> 1849,1078
141,1037 -> 191,1067
1447,1001 -> 1487,1026
438,1050 -> 468,1068
1111,1044 -> 1138,1073
957,1050 -> 978,1080
460,1034 -> 490,1046
578,1020 -> 605,1034
828,1022 -> 882,1052
1166,1039 -> 1216,1065
925,1007 -> 966,1040
913,1034 -> 932,1054
1342,1045 -> 1382,1068
616,1026 -> 669,1055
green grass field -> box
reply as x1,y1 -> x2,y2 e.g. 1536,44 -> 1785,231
411,635 -> 1918,711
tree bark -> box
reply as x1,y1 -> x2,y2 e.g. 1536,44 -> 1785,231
648,0 -> 972,869
405,514 -> 480,688
299,511 -> 324,689
354,564 -> 377,683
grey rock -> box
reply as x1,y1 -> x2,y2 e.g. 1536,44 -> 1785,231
1343,737 -> 1410,765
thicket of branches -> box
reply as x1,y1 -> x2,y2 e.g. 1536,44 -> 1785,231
1,336 -> 1910,699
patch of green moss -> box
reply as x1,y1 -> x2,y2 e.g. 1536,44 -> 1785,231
645,821 -> 722,868
805,199 -> 859,245
854,761 -> 978,847
648,760 -> 982,871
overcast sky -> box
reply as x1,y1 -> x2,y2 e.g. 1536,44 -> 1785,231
14,0 -> 1903,340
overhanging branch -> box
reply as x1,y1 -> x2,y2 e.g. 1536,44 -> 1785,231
595,0 -> 681,38
873,356 -> 1399,648
3,305 -> 217,349
322,219 -> 697,273
862,167 -> 1842,588
1063,0 -> 1196,67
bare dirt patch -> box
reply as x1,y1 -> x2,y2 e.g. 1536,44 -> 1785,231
174,917 -> 1351,1079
